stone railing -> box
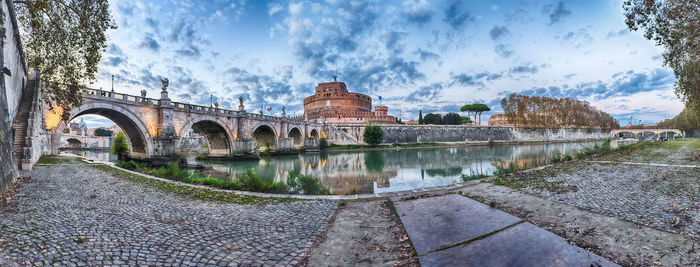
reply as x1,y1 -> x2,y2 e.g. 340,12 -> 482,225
81,87 -> 317,124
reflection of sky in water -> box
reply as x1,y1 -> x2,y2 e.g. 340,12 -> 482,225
69,141 -> 602,194
374,168 -> 458,194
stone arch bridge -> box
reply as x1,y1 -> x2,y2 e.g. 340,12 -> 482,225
611,129 -> 684,140
45,88 -> 326,159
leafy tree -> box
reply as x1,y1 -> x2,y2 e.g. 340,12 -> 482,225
191,126 -> 201,134
94,128 -> 113,136
418,110 -> 423,124
460,116 -> 472,124
460,104 -> 472,122
461,104 -> 490,125
443,112 -> 461,125
16,0 -> 117,121
659,106 -> 700,137
499,93 -> 619,129
624,1 -> 700,107
363,125 -> 384,147
395,117 -> 405,124
111,132 -> 129,158
422,113 -> 443,125
472,104 -> 491,125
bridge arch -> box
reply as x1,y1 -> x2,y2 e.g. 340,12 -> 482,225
309,128 -> 319,139
615,131 -> 637,139
637,131 -> 656,140
179,118 -> 233,155
288,127 -> 303,146
56,102 -> 153,158
252,124 -> 277,151
66,138 -> 82,148
658,131 -> 679,139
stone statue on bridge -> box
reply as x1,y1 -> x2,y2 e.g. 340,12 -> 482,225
161,78 -> 169,93
238,96 -> 245,112
140,89 -> 147,99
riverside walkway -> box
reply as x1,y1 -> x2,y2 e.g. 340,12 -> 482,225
4,146 -> 695,265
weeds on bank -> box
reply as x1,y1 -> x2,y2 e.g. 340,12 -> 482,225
37,156 -> 75,164
461,173 -> 489,181
114,161 -> 331,195
91,164 -> 275,205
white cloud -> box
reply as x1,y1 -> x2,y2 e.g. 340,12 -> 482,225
268,3 -> 283,16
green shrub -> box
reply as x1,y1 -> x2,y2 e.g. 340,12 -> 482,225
492,159 -> 518,176
550,154 -> 561,163
461,173 -> 488,181
563,154 -> 573,161
287,172 -> 330,195
115,160 -> 147,171
319,138 -> 328,150
363,125 -> 384,147
111,132 -> 130,156
114,162 -> 331,195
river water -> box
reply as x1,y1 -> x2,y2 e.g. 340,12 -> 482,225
63,141 -> 601,194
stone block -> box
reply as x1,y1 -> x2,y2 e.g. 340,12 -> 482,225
418,222 -> 619,267
393,194 -> 521,255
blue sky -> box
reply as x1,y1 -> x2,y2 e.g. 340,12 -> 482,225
79,0 -> 681,128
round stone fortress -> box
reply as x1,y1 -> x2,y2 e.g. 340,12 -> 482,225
302,78 -> 396,124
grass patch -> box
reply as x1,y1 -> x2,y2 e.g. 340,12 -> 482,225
90,163 -> 291,204
37,156 -> 75,164
461,173 -> 489,182
113,161 -> 331,195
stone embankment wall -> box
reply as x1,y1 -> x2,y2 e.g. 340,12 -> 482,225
2,0 -> 28,122
1,0 -> 31,193
325,124 -> 609,145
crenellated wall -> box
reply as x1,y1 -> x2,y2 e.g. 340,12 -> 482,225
325,124 -> 610,145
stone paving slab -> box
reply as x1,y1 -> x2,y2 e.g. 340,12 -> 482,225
392,194 -> 521,255
418,222 -> 620,267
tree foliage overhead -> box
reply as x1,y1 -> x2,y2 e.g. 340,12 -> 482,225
623,0 -> 700,106
658,105 -> 700,137
500,93 -> 619,130
16,0 -> 116,120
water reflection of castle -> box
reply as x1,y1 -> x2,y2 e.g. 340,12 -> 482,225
205,141 -> 599,194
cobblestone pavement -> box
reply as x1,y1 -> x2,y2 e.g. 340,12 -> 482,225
0,164 -> 337,266
519,162 -> 699,237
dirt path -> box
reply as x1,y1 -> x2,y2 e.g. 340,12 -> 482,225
305,199 -> 418,266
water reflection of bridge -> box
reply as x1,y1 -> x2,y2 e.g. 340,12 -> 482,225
203,142 -> 599,194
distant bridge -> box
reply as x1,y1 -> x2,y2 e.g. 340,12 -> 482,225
611,129 -> 684,140
45,86 -> 326,159
60,134 -> 111,149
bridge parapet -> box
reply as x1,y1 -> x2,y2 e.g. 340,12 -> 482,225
82,88 -> 317,123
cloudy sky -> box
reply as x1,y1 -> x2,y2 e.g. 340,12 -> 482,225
79,0 -> 681,128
